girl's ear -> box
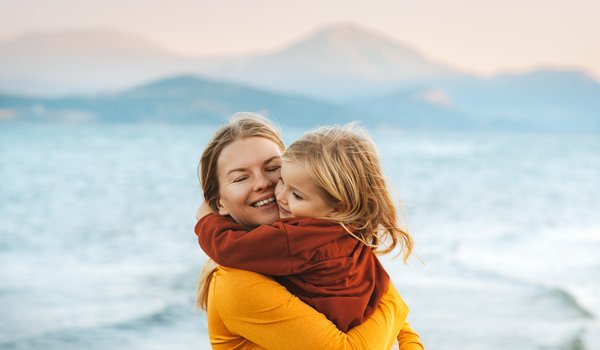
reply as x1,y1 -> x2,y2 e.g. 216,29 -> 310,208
216,198 -> 229,216
330,202 -> 345,216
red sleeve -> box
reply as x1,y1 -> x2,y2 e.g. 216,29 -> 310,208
195,214 -> 298,275
195,214 -> 350,276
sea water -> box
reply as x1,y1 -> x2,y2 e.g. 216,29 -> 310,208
1,123 -> 598,350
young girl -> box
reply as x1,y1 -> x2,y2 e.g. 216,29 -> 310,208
195,124 -> 420,344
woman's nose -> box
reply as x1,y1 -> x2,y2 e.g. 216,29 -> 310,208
253,173 -> 273,192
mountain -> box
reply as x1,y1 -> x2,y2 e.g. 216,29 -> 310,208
214,23 -> 462,100
348,87 -> 476,130
355,69 -> 600,132
0,24 -> 462,100
0,29 -> 223,96
2,71 -> 597,132
0,75 -> 354,125
442,69 -> 600,131
1,24 -> 598,132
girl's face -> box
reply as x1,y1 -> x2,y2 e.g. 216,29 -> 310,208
275,160 -> 336,219
216,137 -> 282,227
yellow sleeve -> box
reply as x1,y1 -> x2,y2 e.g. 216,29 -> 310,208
211,267 -> 409,350
397,322 -> 424,350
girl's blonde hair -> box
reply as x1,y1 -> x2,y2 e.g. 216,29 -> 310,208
196,113 -> 285,311
282,124 -> 413,261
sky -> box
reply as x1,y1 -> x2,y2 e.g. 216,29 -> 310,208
1,0 -> 599,79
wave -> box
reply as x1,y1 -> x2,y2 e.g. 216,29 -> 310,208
448,257 -> 597,321
0,301 -> 203,350
111,301 -> 201,331
549,286 -> 595,319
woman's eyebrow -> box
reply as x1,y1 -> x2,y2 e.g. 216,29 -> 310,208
226,167 -> 247,176
263,156 -> 281,165
226,156 -> 280,176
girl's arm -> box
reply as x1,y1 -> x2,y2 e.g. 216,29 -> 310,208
196,213 -> 346,275
195,202 -> 212,221
211,267 -> 409,350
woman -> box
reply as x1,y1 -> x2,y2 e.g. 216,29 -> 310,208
196,113 -> 422,349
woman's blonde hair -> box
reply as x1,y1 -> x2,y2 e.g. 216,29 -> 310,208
196,112 -> 285,311
282,124 -> 413,261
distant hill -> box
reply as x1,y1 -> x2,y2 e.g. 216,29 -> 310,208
348,87 -> 476,130
0,29 -> 223,96
2,72 -> 599,132
351,69 -> 600,132
1,24 -> 598,132
0,75 -> 354,125
214,22 -> 462,100
0,23 -> 462,99
441,69 -> 600,131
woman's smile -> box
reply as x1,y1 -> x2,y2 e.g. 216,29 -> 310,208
251,196 -> 277,208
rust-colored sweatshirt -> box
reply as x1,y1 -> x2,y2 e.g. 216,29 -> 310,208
195,214 -> 389,332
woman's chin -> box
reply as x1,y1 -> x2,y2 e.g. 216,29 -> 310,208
251,201 -> 280,224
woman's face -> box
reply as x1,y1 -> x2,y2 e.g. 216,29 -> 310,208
216,137 -> 282,227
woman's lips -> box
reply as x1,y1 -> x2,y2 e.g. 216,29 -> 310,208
253,199 -> 277,210
251,196 -> 276,208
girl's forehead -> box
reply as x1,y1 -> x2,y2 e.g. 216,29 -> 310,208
281,160 -> 310,181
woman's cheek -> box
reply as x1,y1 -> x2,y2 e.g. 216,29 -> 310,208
268,171 -> 280,184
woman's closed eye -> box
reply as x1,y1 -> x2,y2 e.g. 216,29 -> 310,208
233,175 -> 248,183
266,166 -> 281,173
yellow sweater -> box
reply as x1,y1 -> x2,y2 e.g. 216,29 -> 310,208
207,267 -> 423,350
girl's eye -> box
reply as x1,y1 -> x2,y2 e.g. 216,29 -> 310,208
292,192 -> 302,200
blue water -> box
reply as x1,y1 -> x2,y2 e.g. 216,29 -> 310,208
1,123 -> 599,350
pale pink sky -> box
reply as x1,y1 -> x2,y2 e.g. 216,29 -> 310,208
1,0 -> 599,79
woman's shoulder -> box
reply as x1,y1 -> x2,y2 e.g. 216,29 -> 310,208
212,267 -> 294,310
214,266 -> 275,284
384,283 -> 410,319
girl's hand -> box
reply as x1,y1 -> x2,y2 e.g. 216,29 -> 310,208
196,201 -> 213,221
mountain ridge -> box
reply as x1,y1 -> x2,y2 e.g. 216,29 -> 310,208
0,23 -> 558,98
2,73 -> 597,132
0,23 -> 597,131
0,74 -> 355,125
